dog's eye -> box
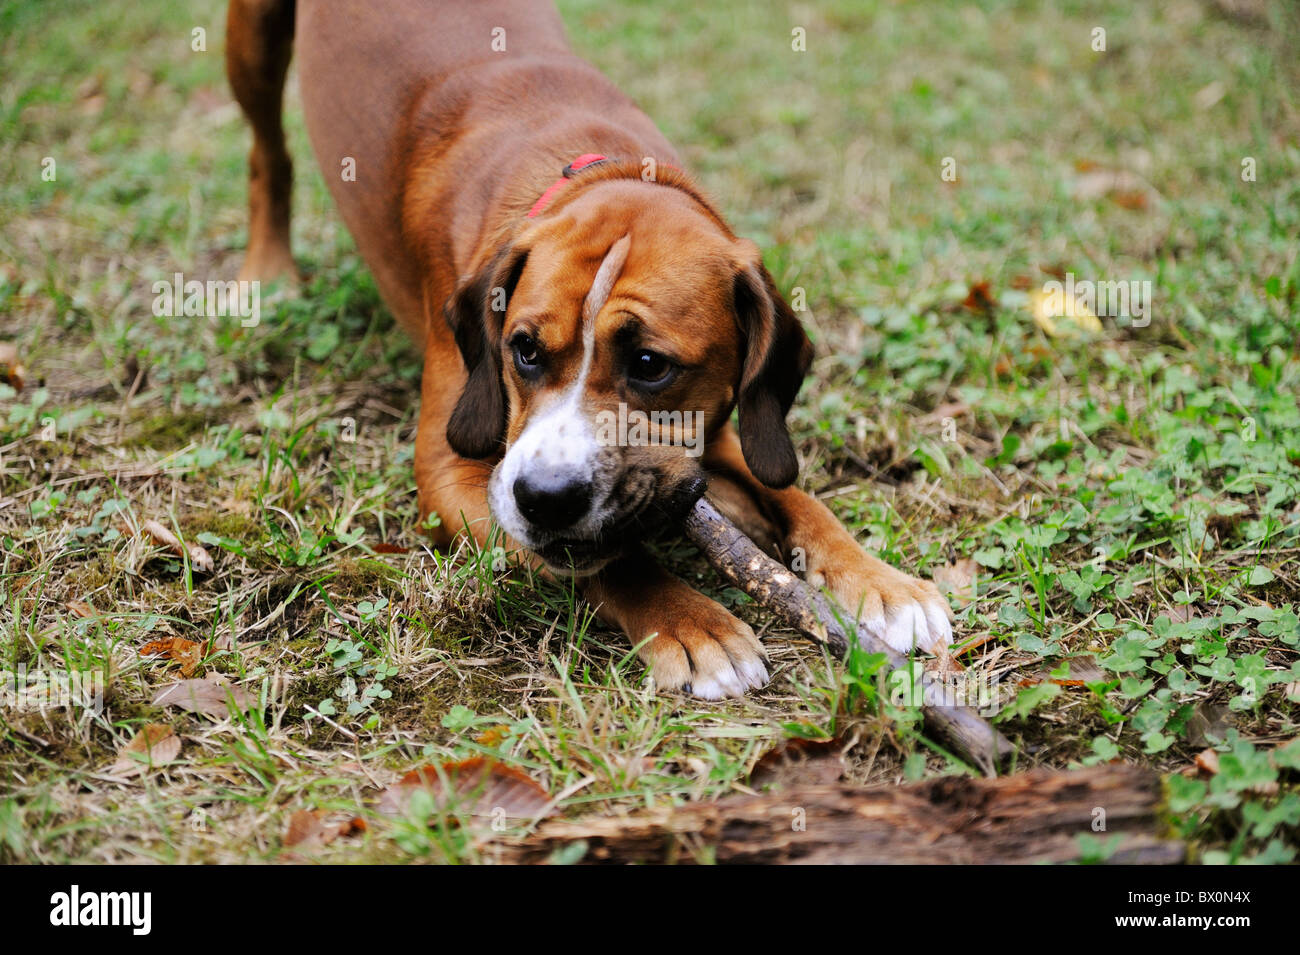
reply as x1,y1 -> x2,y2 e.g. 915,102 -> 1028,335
512,334 -> 543,378
628,349 -> 676,389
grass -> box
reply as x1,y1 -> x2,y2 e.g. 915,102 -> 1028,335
1,0 -> 1298,864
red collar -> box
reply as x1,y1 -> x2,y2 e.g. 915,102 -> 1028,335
526,153 -> 609,218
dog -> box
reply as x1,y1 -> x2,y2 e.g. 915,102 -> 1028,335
225,0 -> 952,699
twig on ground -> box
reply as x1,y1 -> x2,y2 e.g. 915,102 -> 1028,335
682,496 -> 1014,774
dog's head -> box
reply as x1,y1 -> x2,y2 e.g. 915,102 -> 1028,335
444,167 -> 812,573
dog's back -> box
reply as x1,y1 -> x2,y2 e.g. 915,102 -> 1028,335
289,0 -> 670,336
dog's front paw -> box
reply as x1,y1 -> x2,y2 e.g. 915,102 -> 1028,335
638,597 -> 769,700
809,555 -> 953,655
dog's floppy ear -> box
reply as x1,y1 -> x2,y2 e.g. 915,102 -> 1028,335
443,243 -> 530,459
731,248 -> 814,488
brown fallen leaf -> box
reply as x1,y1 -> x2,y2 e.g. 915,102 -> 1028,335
67,600 -> 97,619
339,816 -> 367,836
376,758 -> 553,823
750,738 -> 846,790
1186,703 -> 1232,748
284,810 -> 367,852
1111,190 -> 1149,211
284,809 -> 329,849
140,519 -> 214,573
370,542 -> 410,555
151,678 -> 252,717
962,281 -> 997,314
1070,166 -> 1158,208
1195,748 -> 1221,776
140,637 -> 205,678
932,557 -> 978,608
110,723 -> 181,776
925,646 -> 966,680
0,342 -> 26,391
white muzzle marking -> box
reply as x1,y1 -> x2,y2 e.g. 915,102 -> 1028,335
488,236 -> 631,551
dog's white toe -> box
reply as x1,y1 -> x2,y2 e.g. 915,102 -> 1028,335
860,597 -> 953,654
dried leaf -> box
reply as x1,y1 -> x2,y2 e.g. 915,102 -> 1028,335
376,758 -> 553,823
110,724 -> 181,776
338,816 -> 367,837
151,678 -> 252,717
140,519 -> 214,573
1070,167 -> 1153,205
1195,749 -> 1220,776
1186,703 -> 1231,748
1111,191 -> 1149,211
0,342 -> 26,391
932,557 -> 978,608
284,809 -> 328,848
961,281 -> 996,314
925,646 -> 966,679
67,600 -> 97,619
750,738 -> 846,790
141,637 -> 205,677
285,811 -> 366,851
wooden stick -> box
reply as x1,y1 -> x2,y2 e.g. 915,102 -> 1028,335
682,496 -> 1014,774
505,764 -> 1182,864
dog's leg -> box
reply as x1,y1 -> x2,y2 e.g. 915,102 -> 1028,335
226,0 -> 297,283
584,548 -> 769,700
704,425 -> 953,654
413,337 -> 509,551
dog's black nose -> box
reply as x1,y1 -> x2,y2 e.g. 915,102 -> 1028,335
513,474 -> 593,531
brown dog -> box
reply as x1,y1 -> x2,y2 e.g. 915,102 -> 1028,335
226,0 -> 952,698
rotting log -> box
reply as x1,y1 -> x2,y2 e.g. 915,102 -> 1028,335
506,764 -> 1183,865
682,496 -> 1014,774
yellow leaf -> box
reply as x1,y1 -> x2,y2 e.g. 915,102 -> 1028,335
1029,288 -> 1103,338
